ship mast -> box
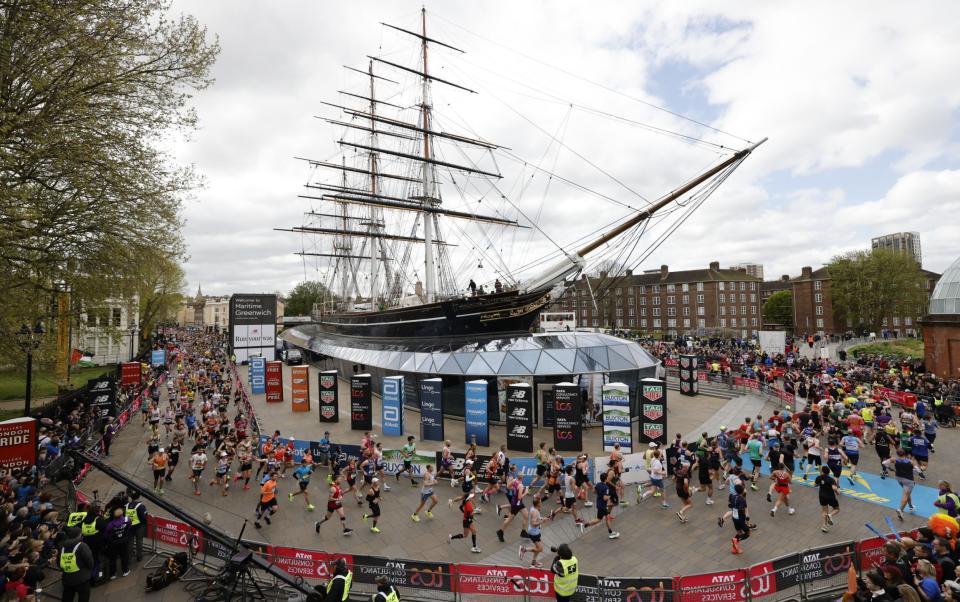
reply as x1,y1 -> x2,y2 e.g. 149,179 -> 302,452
368,60 -> 381,311
419,7 -> 437,303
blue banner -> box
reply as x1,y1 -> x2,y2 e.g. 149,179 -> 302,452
382,375 -> 404,437
419,378 -> 444,442
150,349 -> 166,367
249,356 -> 266,395
464,380 -> 489,447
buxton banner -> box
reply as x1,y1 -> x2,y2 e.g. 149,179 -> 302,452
553,382 -> 582,452
382,375 -> 405,437
291,365 -> 310,412
265,361 -> 283,403
638,378 -> 667,446
464,380 -> 489,447
0,418 -> 37,478
249,356 -> 266,395
505,383 -> 534,453
419,378 -> 444,442
601,383 -> 632,453
120,362 -> 141,386
318,370 -> 339,423
350,374 -> 373,431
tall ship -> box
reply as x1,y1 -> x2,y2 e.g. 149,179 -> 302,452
281,9 -> 764,340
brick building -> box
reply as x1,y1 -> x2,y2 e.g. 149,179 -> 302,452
547,261 -> 764,337
922,255 -> 960,379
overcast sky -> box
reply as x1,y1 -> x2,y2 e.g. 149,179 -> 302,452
170,1 -> 960,297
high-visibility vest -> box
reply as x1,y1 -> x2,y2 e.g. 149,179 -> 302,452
554,556 -> 579,597
66,512 -> 87,527
125,502 -> 143,526
373,586 -> 400,602
59,542 -> 82,573
934,398 -> 944,407
937,492 -> 960,515
81,518 -> 99,537
327,571 -> 353,602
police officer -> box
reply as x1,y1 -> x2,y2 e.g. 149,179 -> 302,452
58,526 -> 95,602
324,557 -> 352,602
124,490 -> 148,561
80,502 -> 106,583
372,575 -> 400,602
550,543 -> 579,602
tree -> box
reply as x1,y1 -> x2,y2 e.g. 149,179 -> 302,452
762,290 -> 793,331
133,252 -> 186,344
286,281 -> 335,316
827,248 -> 927,334
0,0 -> 218,366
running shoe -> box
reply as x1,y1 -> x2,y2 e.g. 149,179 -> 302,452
705,498 -> 715,505
471,547 -> 482,553
531,560 -> 543,568
411,514 -> 420,523
426,511 -> 434,519
518,545 -> 525,561
496,505 -> 501,517
826,514 -> 834,526
608,531 -> 620,539
307,504 -> 315,511
652,492 -> 662,497
584,501 -> 593,507
448,498 -> 454,508
497,529 -> 505,543
288,493 -> 294,503
676,512 -> 687,523
383,484 -> 391,491
579,523 -> 586,534
896,509 -> 904,521
264,515 -> 271,525
750,483 -> 758,491
788,507 -> 795,515
766,493 -> 772,503
448,534 -> 454,544
770,509 -> 775,517
370,527 -> 380,534
820,525 -> 830,533
315,521 -> 321,533
660,503 -> 671,509
362,514 -> 368,523
343,528 -> 354,536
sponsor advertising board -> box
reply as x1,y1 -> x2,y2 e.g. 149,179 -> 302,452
290,365 -> 309,412
146,516 -> 202,553
350,374 -> 373,431
272,547 -> 351,580
87,376 -> 117,418
601,383 -> 632,453
249,356 -> 266,395
505,383 -> 533,453
318,370 -> 339,423
382,375 -> 404,436
0,418 -> 37,477
464,380 -> 489,447
419,378 -> 444,441
553,382 -> 581,452
265,361 -> 283,403
353,555 -> 454,592
120,362 -> 141,386
229,293 -> 277,363
577,575 -> 674,602
638,378 -> 667,446
150,349 -> 166,366
456,563 -> 553,598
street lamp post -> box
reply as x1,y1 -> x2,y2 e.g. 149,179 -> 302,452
16,322 -> 45,417
128,325 -> 137,362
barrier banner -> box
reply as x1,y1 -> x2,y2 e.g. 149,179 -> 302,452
638,378 -> 667,446
87,376 -> 117,418
352,554 -> 454,592
202,538 -> 274,563
857,536 -> 891,571
150,349 -> 166,366
272,547 -> 351,580
677,569 -> 748,602
146,516 -> 202,553
291,366 -> 310,412
465,380 -> 489,447
0,418 -> 37,477
318,370 -> 339,423
419,378 -> 444,441
552,383 -> 581,452
265,361 -> 283,403
506,383 -> 533,453
249,356 -> 266,395
874,386 -> 917,409
785,542 -> 855,587
577,575 -> 674,602
438,451 -> 494,483
350,374 -> 373,431
381,375 -> 405,436
120,362 -> 141,386
456,563 -> 553,598
601,383 -> 632,453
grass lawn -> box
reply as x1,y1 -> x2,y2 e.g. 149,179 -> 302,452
848,338 -> 924,360
0,365 -> 115,401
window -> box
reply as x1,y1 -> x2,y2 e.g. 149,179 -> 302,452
667,319 -> 677,328
581,310 -> 588,318
682,307 -> 690,316
697,319 -> 706,328
815,306 -> 823,315
697,282 -> 704,291
720,318 -> 727,328
653,319 -> 661,328
816,318 -> 824,328
892,317 -> 899,326
640,308 -> 647,317
571,300 -> 578,308
730,306 -> 736,316
112,308 -> 122,326
730,318 -> 737,327
616,319 -> 623,327
616,308 -> 623,317
751,318 -> 758,327
740,282 -> 746,291
740,293 -> 746,303
628,307 -> 635,317
627,287 -> 634,296
882,318 -> 888,326
86,311 -> 97,326
640,297 -> 646,305
750,293 -> 756,303
628,319 -> 635,327
681,318 -> 689,328
719,294 -> 725,303
666,284 -> 675,293
616,298 -> 622,306
905,317 -> 912,326
814,293 -> 822,303
682,294 -> 689,304
651,285 -> 660,294
718,282 -> 725,291
720,306 -> 725,315
667,296 -> 675,305
741,305 -> 746,316
593,319 -> 599,327
652,296 -> 660,306
697,306 -> 705,316
815,281 -> 822,290
751,305 -> 757,315
696,294 -> 704,304
640,319 -> 647,327
750,282 -> 756,291
638,286 -> 646,294
667,307 -> 676,317
615,288 -> 622,295
652,307 -> 661,317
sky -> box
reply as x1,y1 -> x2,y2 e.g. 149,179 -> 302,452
169,1 -> 960,297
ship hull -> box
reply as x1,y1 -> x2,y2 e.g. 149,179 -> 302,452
316,290 -> 552,339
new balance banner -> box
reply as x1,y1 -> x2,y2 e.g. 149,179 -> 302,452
120,362 -> 141,386
265,361 -> 283,403
602,383 -> 632,453
87,376 -> 117,418
419,378 -> 444,442
350,374 -> 373,431
0,418 -> 37,478
464,380 -> 489,447
318,370 -> 339,423
438,451 -> 494,483
352,555 -> 454,592
577,575 -> 674,602
291,365 -> 310,412
382,375 -> 404,437
506,383 -> 533,453
249,356 -> 266,395
639,378 -> 667,446
553,382 -> 581,452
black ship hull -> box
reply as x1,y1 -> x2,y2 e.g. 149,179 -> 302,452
316,290 -> 552,339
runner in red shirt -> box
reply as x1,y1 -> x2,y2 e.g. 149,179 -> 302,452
314,475 -> 353,536
448,493 -> 481,553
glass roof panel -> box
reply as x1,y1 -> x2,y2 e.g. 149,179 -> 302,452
582,346 -> 610,369
465,355 -> 493,375
544,349 -> 577,372
438,355 -> 462,374
498,353 -> 530,375
573,351 -> 599,373
454,352 -> 477,372
481,351 -> 507,373
535,353 -> 567,374
510,350 -> 541,373
606,346 -> 636,371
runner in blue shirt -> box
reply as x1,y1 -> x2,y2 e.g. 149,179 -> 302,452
839,433 -> 861,482
581,473 -> 619,539
908,429 -> 930,476
288,459 -> 315,511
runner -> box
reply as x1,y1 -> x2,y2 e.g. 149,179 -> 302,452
210,451 -> 231,497
883,449 -> 922,521
637,449 -> 670,509
745,433 -> 764,491
165,441 -> 181,483
581,472 -> 619,539
824,437 -> 847,481
314,474 -> 354,536
875,425 -> 893,478
840,430 -> 862,483
674,461 -> 693,523
730,483 -> 750,555
150,447 -> 168,495
189,447 -> 207,496
496,474 -> 528,542
908,428 -> 930,478
769,464 -> 794,517
235,437 -> 254,490
254,471 -> 278,529
396,436 -> 418,486
801,430 -> 822,480
575,454 -> 593,506
437,440 -> 455,485
448,493 -> 481,553
288,458 -> 316,511
814,466 -> 840,533
530,442 -> 550,490
449,460 -> 478,509
549,465 -> 583,525
518,496 -> 545,568
411,464 -> 439,522
717,459 -> 745,527
362,478 -> 382,534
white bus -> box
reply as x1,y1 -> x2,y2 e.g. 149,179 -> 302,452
539,311 -> 576,333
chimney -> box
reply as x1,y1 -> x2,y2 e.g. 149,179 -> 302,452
625,269 -> 633,276
660,265 -> 668,279
801,266 -> 812,279
709,261 -> 720,271
781,274 -> 789,281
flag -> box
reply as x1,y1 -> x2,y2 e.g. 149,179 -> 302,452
70,349 -> 82,364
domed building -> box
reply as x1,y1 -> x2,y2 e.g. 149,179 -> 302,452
922,255 -> 960,378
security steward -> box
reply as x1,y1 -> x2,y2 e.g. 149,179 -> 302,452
550,543 -> 579,602
124,490 -> 148,561
372,575 -> 400,602
58,526 -> 95,602
80,502 -> 106,583
66,502 -> 89,528
323,557 -> 352,601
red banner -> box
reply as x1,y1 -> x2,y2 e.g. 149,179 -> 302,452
146,516 -> 202,553
291,366 -> 310,412
266,361 -> 283,403
873,386 -> 916,409
120,362 -> 141,386
456,564 -> 553,598
272,547 -> 351,580
733,377 -> 761,391
678,564 -> 777,602
664,358 -> 679,367
0,418 -> 37,477
697,372 -> 707,381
